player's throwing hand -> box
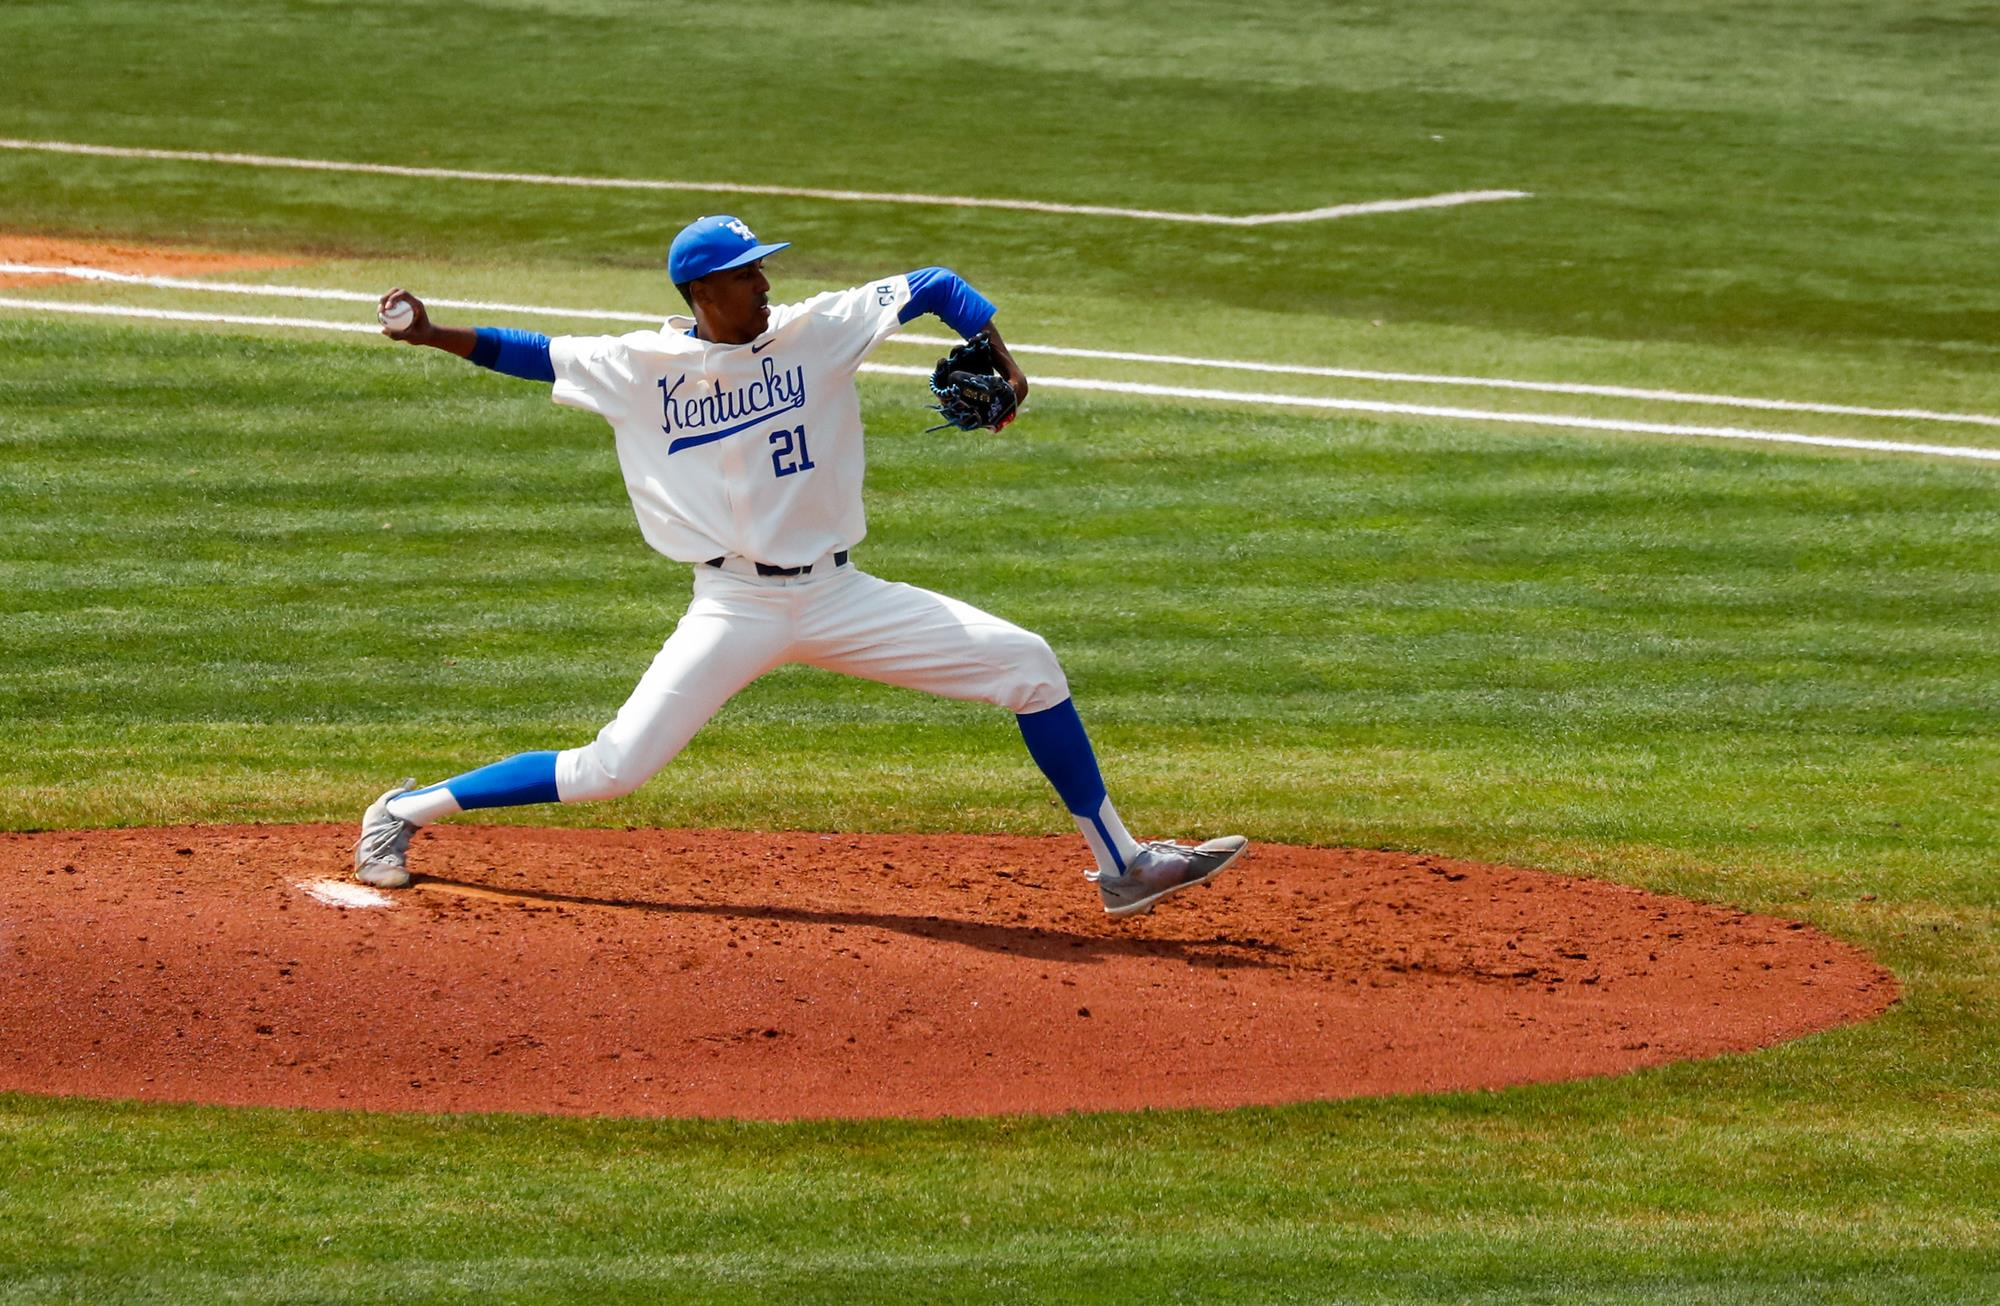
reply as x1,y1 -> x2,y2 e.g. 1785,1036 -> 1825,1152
376,290 -> 480,359
377,289 -> 430,342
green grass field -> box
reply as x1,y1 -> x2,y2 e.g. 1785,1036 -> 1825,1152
2,1 -> 1997,1300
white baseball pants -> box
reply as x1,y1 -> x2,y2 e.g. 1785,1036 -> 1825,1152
555,559 -> 1070,802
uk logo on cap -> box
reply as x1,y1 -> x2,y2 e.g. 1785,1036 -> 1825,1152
668,214 -> 792,285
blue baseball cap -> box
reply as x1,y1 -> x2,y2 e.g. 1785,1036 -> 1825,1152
668,214 -> 790,285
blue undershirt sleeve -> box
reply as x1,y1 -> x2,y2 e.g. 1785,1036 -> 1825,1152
469,327 -> 556,382
898,266 -> 997,338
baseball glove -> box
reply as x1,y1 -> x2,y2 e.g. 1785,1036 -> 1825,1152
927,333 -> 1019,432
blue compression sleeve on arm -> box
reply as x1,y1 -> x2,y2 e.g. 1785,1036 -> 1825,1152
899,266 -> 996,337
469,327 -> 556,382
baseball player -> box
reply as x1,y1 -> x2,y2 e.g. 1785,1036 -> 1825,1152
355,214 -> 1246,916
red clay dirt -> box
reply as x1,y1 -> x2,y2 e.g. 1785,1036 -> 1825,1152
0,235 -> 305,288
0,826 -> 1895,1120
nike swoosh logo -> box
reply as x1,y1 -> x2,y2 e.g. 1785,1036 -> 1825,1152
751,339 -> 773,354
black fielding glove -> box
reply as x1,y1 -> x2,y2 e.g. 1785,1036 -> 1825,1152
926,333 -> 1019,432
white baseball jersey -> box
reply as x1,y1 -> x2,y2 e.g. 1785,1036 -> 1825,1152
547,276 -> 915,567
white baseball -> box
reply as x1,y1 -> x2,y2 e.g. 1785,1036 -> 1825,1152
379,299 -> 415,331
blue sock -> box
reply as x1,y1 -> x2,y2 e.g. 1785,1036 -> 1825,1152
444,750 -> 561,808
1017,699 -> 1139,874
387,750 -> 563,826
1018,699 -> 1106,810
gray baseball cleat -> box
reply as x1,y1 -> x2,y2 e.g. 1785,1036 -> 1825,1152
1094,835 -> 1248,917
353,779 -> 418,889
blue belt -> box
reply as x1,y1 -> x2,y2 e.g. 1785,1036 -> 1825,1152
706,549 -> 849,577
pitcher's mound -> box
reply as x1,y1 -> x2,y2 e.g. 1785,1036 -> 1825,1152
0,826 -> 1894,1119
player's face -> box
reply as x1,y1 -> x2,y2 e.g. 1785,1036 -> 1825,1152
694,260 -> 771,343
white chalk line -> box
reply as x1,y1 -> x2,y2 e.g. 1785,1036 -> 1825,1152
0,138 -> 1530,227
0,296 -> 383,332
863,363 -> 2000,462
0,263 -> 660,321
4,295 -> 1994,464
894,334 -> 2000,430
6,263 -> 1995,430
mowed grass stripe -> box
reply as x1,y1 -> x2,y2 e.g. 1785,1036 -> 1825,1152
2,1077 -> 1997,1303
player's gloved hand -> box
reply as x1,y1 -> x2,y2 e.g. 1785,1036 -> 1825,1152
927,333 -> 1020,432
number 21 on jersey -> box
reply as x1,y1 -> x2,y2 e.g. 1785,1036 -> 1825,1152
769,424 -> 815,478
